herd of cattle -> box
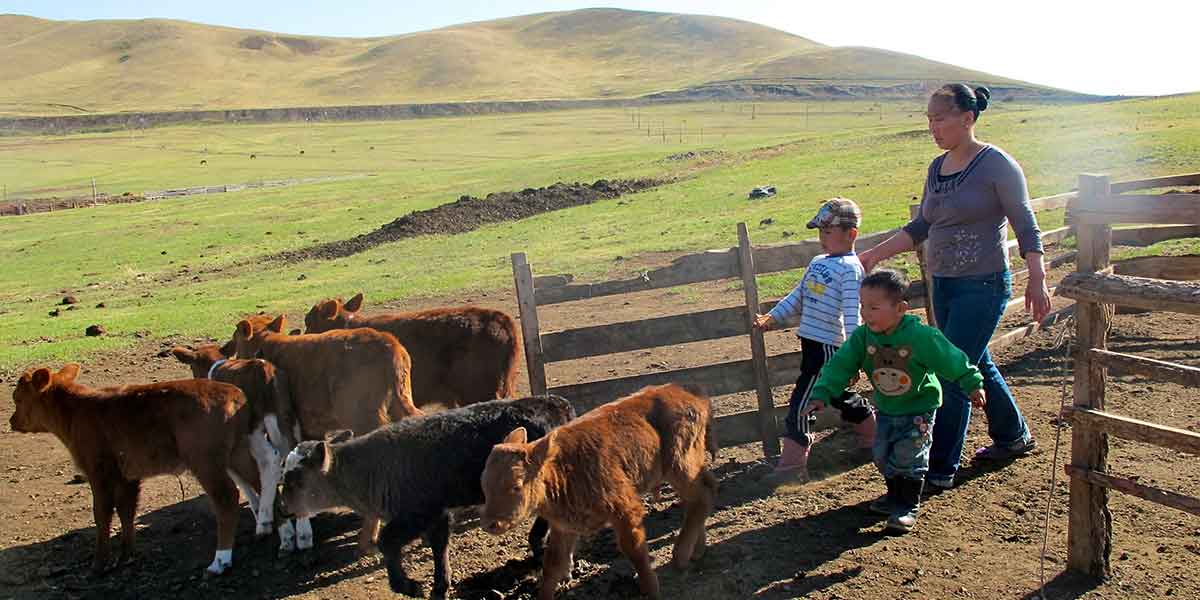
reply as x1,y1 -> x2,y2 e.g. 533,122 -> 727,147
8,293 -> 718,600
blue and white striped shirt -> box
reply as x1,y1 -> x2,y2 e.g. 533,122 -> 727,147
767,252 -> 864,347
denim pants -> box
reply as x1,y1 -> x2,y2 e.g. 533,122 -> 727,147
874,411 -> 936,480
929,270 -> 1033,481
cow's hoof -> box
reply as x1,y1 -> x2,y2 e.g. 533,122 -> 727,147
204,562 -> 232,577
388,575 -> 422,597
255,522 -> 274,538
297,550 -> 318,568
355,543 -> 378,559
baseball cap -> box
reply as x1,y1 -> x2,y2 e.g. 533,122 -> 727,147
806,197 -> 861,229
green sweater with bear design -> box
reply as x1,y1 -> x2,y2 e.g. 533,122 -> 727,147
810,314 -> 984,416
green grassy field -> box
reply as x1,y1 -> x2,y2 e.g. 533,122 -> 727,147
1,96 -> 1198,371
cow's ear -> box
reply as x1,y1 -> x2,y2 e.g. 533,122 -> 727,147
320,299 -> 338,319
317,441 -> 334,475
171,347 -> 196,364
344,293 -> 364,313
502,427 -> 528,445
528,431 -> 555,468
325,429 -> 353,444
288,328 -> 302,336
268,315 -> 286,333
31,368 -> 52,393
57,364 -> 81,384
236,319 -> 253,339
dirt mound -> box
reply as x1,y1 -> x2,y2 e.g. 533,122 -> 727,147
274,178 -> 666,262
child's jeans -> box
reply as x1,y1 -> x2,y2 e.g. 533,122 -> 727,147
873,410 -> 937,480
784,336 -> 874,446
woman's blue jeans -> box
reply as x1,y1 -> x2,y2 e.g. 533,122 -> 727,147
929,270 -> 1033,481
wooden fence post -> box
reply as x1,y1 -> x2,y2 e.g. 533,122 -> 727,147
1067,173 -> 1114,578
512,253 -> 548,396
910,204 -> 937,327
737,223 -> 780,457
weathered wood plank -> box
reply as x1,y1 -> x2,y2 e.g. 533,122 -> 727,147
739,222 -> 780,457
541,302 -> 775,363
1067,173 -> 1113,580
1113,254 -> 1200,281
1111,225 -> 1200,247
1110,172 -> 1200,194
1065,465 -> 1200,518
987,303 -> 1076,352
1058,272 -> 1200,316
534,248 -> 740,305
1074,193 -> 1200,225
1028,191 -> 1077,212
534,228 -> 903,306
550,351 -> 805,415
1089,349 -> 1200,389
752,228 -> 898,275
512,253 -> 548,395
1066,407 -> 1200,456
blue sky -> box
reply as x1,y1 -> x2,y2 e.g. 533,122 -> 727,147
5,0 -> 1197,96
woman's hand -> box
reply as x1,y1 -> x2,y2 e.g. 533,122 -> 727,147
1024,251 -> 1051,322
858,231 -> 916,273
858,247 -> 881,273
1025,276 -> 1052,322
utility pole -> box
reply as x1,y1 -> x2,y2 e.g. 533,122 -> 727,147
92,177 -> 97,205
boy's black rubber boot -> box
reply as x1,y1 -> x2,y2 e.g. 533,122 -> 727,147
885,477 -> 925,534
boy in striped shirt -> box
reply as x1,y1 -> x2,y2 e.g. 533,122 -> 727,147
753,198 -> 875,479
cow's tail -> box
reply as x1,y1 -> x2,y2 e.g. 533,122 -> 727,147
495,310 -> 523,399
269,367 -> 299,451
388,341 -> 422,420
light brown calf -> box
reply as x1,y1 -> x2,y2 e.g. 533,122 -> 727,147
480,383 -> 717,600
231,314 -> 420,553
9,365 -> 258,576
303,293 -> 521,408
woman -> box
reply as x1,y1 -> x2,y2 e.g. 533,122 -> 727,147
858,83 -> 1051,490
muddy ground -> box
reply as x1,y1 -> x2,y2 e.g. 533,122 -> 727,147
1,264 -> 1198,600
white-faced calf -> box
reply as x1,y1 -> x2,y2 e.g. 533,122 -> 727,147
172,344 -> 297,537
281,395 -> 574,599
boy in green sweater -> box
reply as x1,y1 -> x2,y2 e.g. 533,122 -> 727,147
804,270 -> 985,533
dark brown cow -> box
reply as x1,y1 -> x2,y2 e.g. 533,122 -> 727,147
231,314 -> 420,553
303,293 -> 520,408
172,344 -> 297,537
9,365 -> 259,575
480,383 -> 717,600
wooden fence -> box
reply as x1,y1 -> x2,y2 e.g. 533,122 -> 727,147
1057,171 -> 1200,578
510,181 -> 1102,457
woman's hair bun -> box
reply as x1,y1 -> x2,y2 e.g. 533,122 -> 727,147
973,86 -> 991,112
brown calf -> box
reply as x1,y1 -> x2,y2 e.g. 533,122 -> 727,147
480,383 -> 717,600
9,365 -> 258,575
231,314 -> 420,553
303,293 -> 521,408
172,344 -> 297,537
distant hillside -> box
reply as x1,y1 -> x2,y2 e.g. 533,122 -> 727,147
0,8 -> 1076,116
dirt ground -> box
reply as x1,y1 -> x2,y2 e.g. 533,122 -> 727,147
2,264 -> 1198,600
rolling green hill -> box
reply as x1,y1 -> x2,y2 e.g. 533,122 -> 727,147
0,8 -> 1056,116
